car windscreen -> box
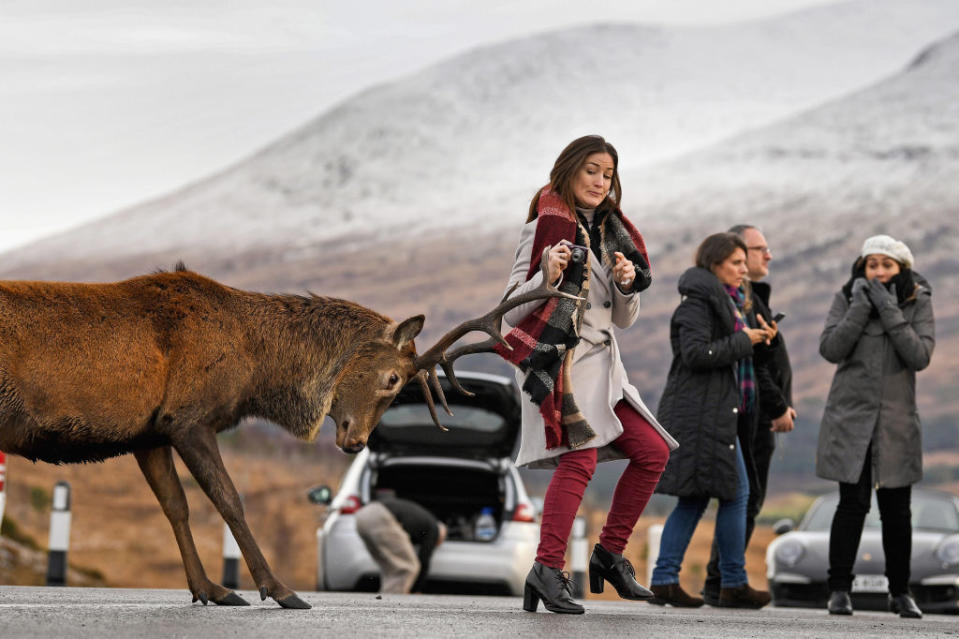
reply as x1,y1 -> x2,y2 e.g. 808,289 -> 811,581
803,492 -> 959,532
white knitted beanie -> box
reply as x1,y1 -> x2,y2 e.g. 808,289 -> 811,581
860,234 -> 914,268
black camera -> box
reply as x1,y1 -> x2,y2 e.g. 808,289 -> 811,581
563,242 -> 589,264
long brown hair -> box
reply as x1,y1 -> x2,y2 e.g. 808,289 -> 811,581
526,135 -> 622,222
695,232 -> 752,310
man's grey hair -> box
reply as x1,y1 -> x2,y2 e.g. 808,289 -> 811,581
728,224 -> 758,237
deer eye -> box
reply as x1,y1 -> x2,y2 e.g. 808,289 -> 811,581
388,373 -> 400,387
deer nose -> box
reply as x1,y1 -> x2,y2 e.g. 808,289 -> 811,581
343,440 -> 366,454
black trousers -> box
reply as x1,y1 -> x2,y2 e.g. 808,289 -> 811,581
827,447 -> 912,595
704,419 -> 774,592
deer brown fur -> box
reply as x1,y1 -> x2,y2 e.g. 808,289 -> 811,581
0,257 -> 568,608
0,266 -> 429,608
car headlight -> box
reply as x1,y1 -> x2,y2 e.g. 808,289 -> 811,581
935,538 -> 959,566
774,539 -> 805,567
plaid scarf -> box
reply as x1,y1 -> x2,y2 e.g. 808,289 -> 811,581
494,187 -> 652,450
724,284 -> 756,413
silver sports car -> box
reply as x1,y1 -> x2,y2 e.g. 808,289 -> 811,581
766,488 -> 959,613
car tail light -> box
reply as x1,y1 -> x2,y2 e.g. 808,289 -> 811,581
339,495 -> 363,514
513,503 -> 535,522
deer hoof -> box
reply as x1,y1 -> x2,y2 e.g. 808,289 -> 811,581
198,592 -> 209,605
259,586 -> 268,601
214,592 -> 250,606
277,593 -> 311,609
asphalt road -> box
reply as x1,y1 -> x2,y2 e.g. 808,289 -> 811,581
1,587 -> 957,638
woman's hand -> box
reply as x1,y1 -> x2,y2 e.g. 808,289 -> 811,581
546,243 -> 571,284
850,277 -> 870,307
866,278 -> 898,312
612,251 -> 635,290
743,326 -> 773,345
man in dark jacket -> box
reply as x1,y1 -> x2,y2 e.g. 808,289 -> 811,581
703,224 -> 795,605
355,494 -> 447,594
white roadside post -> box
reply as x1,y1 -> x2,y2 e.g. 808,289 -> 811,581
315,527 -> 326,591
222,523 -> 242,589
570,516 -> 587,598
46,480 -> 72,586
647,523 -> 663,587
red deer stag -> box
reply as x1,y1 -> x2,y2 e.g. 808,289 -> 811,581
0,258 -> 569,608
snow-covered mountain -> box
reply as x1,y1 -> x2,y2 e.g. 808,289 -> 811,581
616,29 -> 959,402
626,31 -> 959,238
2,0 -> 958,277
616,31 -> 959,476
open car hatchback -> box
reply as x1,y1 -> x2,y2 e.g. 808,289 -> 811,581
314,371 -> 539,595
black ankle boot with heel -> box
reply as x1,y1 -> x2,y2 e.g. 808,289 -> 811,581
523,562 -> 584,614
588,543 -> 654,600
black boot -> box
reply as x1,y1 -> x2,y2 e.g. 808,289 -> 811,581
827,590 -> 853,615
648,583 -> 704,607
701,583 -> 721,607
588,543 -> 653,600
888,593 -> 922,619
523,562 -> 584,614
718,583 -> 771,609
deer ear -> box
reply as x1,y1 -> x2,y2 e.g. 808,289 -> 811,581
390,315 -> 425,349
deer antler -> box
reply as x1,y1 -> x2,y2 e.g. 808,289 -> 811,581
414,248 -> 582,427
414,370 -> 449,432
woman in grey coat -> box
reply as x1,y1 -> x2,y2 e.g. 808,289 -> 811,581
817,234 -> 935,619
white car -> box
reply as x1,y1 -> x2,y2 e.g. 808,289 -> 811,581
311,371 -> 539,595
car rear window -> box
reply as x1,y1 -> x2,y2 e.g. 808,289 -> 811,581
380,404 -> 505,432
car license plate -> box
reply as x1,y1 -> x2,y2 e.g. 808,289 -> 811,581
852,575 -> 888,593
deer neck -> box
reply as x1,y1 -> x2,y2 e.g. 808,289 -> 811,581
241,294 -> 391,440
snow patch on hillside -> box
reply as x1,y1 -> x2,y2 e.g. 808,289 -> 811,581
3,0 -> 959,273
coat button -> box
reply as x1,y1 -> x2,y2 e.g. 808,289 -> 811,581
586,302 -> 592,309
729,444 -> 735,450
603,301 -> 611,308
732,407 -> 738,414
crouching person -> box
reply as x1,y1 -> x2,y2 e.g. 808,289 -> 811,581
355,496 -> 447,594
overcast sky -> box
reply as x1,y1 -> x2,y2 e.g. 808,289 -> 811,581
0,0 -> 841,253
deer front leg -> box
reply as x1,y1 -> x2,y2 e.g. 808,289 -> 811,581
134,446 -> 249,606
171,427 -> 311,609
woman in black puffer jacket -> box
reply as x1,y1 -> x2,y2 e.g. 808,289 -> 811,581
650,232 -> 782,609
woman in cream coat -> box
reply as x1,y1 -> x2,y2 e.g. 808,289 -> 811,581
500,135 -> 677,615
505,223 -> 675,470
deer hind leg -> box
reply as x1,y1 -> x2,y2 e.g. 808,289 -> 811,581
171,427 -> 310,609
134,446 -> 249,606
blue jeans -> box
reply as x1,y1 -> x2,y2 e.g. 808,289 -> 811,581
651,440 -> 749,588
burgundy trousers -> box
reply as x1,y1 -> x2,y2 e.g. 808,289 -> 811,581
536,400 -> 670,569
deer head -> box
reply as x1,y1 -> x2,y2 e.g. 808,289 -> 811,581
328,250 -> 578,454
328,315 -> 425,453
